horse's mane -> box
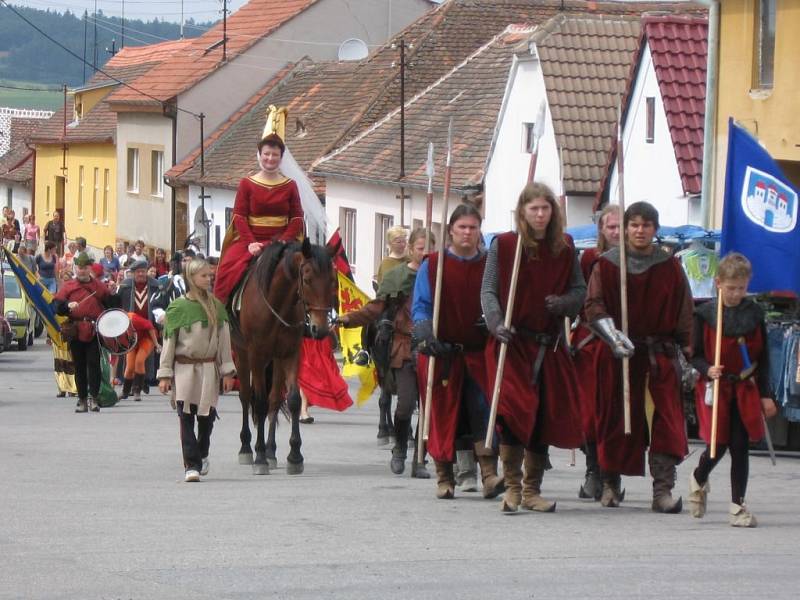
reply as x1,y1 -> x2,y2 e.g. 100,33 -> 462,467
252,240 -> 331,298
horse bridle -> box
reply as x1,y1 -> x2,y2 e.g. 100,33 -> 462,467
259,255 -> 334,331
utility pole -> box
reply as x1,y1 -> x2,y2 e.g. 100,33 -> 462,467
92,0 -> 98,72
106,39 -> 117,57
222,0 -> 229,62
198,113 -> 211,256
82,11 -> 87,84
392,37 -> 411,226
180,0 -> 185,39
121,0 -> 125,48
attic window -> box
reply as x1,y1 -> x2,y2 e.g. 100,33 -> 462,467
75,103 -> 83,120
522,122 -> 536,153
295,118 -> 307,139
645,97 -> 655,144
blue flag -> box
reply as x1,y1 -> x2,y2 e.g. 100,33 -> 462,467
720,118 -> 800,295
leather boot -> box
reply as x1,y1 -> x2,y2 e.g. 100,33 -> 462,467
434,460 -> 455,499
474,441 -> 505,499
75,397 -> 88,413
688,471 -> 710,518
649,453 -> 683,513
578,442 -> 602,500
390,418 -> 410,475
499,444 -> 523,512
521,451 -> 556,512
133,374 -> 145,402
455,449 -> 478,492
119,378 -> 133,400
600,472 -> 623,508
729,502 -> 757,528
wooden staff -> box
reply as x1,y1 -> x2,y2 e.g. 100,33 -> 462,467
615,105 -> 632,435
424,142 -> 434,254
709,293 -> 724,458
418,119 -> 453,463
485,100 -> 546,449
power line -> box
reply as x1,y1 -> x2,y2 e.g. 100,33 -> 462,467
0,0 -> 202,119
0,83 -> 64,92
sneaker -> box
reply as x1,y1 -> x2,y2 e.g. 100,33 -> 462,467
185,470 -> 200,483
201,458 -> 210,476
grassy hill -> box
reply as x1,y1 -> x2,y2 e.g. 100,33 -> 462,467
0,79 -> 64,111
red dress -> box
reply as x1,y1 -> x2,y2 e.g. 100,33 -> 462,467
214,176 -> 304,303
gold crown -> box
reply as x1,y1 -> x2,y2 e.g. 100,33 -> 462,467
262,105 -> 287,142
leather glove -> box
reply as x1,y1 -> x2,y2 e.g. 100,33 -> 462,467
413,320 -> 448,357
544,294 -> 571,316
493,324 -> 515,344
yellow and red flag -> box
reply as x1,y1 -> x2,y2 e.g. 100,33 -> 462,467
336,271 -> 378,405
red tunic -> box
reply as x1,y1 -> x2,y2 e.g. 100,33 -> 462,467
485,232 -> 582,450
54,278 -> 110,342
214,176 -> 304,303
417,251 -> 488,462
694,315 -> 765,444
589,253 -> 690,475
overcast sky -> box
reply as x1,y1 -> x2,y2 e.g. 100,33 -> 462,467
9,1 -> 250,23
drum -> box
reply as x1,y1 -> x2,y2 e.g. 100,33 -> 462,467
96,309 -> 137,355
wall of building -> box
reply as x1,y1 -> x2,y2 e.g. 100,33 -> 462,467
325,176 -> 458,295
712,0 -> 800,226
175,0 -> 432,159
116,112 -> 173,250
607,44 -> 692,227
187,184 -> 236,257
34,143 -> 117,250
1,182 -> 31,218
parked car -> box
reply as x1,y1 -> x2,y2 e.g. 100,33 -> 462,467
0,273 -> 14,352
2,271 -> 35,351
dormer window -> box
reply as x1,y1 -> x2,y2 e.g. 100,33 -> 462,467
75,102 -> 83,121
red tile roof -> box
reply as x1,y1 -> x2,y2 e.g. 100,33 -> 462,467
104,39 -> 193,69
107,0 -> 318,106
0,144 -> 33,185
643,15 -> 708,195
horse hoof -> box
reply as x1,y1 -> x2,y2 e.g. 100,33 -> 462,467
238,452 -> 254,465
286,461 -> 304,475
267,457 -> 278,470
252,463 -> 270,475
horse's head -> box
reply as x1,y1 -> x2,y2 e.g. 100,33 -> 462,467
293,237 -> 336,340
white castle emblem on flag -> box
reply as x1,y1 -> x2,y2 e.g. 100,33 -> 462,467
741,166 -> 798,233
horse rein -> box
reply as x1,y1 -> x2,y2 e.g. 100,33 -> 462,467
258,255 -> 333,331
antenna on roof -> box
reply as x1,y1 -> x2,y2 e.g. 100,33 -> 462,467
338,38 -> 369,61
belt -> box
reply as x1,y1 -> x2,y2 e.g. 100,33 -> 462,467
175,355 -> 216,364
516,329 -> 559,386
72,317 -> 96,322
722,362 -> 759,382
248,215 -> 288,227
632,336 -> 678,376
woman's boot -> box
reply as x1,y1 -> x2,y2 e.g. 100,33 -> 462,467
649,453 -> 683,513
119,378 -> 133,400
132,374 -> 145,402
578,442 -> 602,500
499,444 -> 523,512
434,460 -> 455,499
390,418 -> 410,475
688,471 -> 710,518
600,472 -> 623,508
474,441 -> 505,499
521,451 -> 556,512
729,502 -> 757,527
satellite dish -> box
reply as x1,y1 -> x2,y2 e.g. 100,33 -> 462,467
338,38 -> 368,61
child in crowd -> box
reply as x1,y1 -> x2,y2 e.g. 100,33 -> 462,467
688,252 -> 778,527
157,259 -> 235,482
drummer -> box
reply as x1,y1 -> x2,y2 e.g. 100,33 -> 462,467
53,252 -> 118,413
121,311 -> 161,402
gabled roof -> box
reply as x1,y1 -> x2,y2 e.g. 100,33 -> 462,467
106,0 -> 318,106
643,15 -> 708,195
0,143 -> 34,185
313,26 -> 533,192
538,14 -> 642,195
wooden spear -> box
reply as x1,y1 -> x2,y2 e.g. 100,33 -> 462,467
485,100 -> 547,449
418,119 -> 453,463
615,104 -> 632,435
709,292 -> 724,458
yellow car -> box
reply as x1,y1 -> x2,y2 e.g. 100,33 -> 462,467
3,271 -> 35,351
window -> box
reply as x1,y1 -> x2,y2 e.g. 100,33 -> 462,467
127,147 -> 139,193
215,225 -> 221,252
522,122 -> 536,153
645,97 -> 655,143
151,150 -> 164,197
339,207 -> 357,269
92,167 -> 99,222
5,187 -> 11,208
225,207 -> 233,229
77,165 -> 84,219
754,0 -> 776,89
374,213 -> 394,274
46,185 -> 50,214
102,169 -> 109,224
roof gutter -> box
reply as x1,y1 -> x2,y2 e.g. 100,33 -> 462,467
697,0 -> 720,229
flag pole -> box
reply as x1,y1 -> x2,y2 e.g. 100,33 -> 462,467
418,119 -> 453,462
709,292 -> 724,458
616,103 -> 632,435
485,100 -> 546,449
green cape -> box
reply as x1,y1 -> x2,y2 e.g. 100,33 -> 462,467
376,263 -> 418,300
163,296 -> 229,339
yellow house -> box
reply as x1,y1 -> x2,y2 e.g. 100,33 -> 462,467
712,0 -> 800,226
30,82 -> 119,251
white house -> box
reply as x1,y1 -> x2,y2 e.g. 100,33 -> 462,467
0,107 -> 53,217
607,15 -> 708,226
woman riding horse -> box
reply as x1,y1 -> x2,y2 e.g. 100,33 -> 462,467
214,132 -> 304,304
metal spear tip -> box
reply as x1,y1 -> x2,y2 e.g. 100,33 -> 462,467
426,142 -> 435,179
533,100 -> 547,140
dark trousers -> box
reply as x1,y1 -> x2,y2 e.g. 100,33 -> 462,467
394,360 -> 419,421
694,400 -> 750,504
177,402 -> 216,472
69,338 -> 101,400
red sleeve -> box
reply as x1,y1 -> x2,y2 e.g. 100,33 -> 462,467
280,181 -> 305,242
128,312 -> 154,331
53,280 -> 72,302
232,178 -> 256,244
94,278 -> 110,301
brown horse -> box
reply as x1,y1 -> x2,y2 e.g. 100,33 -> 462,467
233,237 -> 335,475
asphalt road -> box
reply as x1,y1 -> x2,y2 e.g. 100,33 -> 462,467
1,341 -> 799,599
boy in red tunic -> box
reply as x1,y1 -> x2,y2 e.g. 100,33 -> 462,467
585,201 -> 693,513
482,183 -> 585,513
688,252 -> 777,527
